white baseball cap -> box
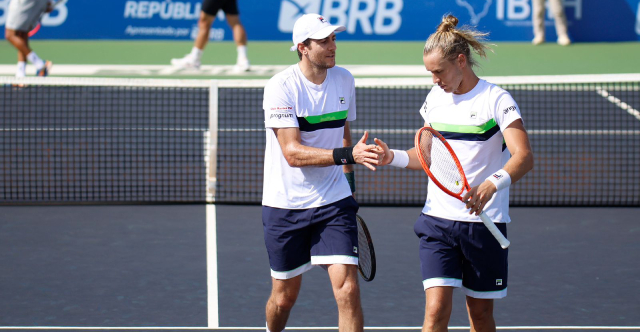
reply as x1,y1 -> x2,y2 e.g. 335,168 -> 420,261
289,14 -> 346,52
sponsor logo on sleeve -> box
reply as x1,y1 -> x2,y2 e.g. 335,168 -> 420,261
340,97 -> 345,104
502,106 -> 517,114
270,113 -> 294,120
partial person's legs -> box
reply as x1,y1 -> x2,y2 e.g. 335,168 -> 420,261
531,0 -> 546,45
466,296 -> 496,332
194,11 -> 216,50
6,29 -> 28,77
549,0 -> 571,45
170,11 -> 214,69
5,28 -> 31,56
327,264 -> 363,332
5,29 -> 49,76
423,287 -> 453,332
226,14 -> 250,71
266,275 -> 302,332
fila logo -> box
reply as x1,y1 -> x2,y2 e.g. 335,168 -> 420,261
318,16 -> 327,23
496,279 -> 503,286
492,173 -> 503,180
470,111 -> 477,119
353,246 -> 358,254
340,97 -> 345,104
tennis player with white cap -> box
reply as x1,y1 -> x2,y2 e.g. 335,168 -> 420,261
261,13 -> 382,332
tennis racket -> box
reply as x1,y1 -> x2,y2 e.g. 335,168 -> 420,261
29,0 -> 67,37
414,127 -> 510,249
356,214 -> 376,282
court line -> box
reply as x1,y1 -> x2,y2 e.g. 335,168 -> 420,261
596,88 -> 640,121
206,204 -> 219,328
0,326 -> 639,330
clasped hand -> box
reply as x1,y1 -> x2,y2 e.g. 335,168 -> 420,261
353,131 -> 385,171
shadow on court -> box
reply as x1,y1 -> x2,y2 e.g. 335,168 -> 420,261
0,205 -> 638,330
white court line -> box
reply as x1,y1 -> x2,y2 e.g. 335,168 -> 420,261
206,204 -> 219,328
0,326 -> 639,330
596,88 -> 640,121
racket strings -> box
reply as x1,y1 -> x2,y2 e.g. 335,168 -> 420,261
418,131 -> 464,193
357,229 -> 372,275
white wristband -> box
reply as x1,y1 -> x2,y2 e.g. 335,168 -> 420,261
389,149 -> 409,168
486,169 -> 511,191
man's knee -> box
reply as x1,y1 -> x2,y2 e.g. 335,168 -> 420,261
424,302 -> 450,326
5,28 -> 16,41
198,12 -> 215,27
467,299 -> 494,324
225,14 -> 241,28
332,277 -> 360,306
270,292 -> 297,312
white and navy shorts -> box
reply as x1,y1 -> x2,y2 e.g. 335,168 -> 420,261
262,196 -> 359,280
414,213 -> 508,299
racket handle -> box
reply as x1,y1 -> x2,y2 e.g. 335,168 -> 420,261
479,212 -> 510,249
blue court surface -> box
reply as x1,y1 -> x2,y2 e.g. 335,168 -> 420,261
0,204 -> 639,331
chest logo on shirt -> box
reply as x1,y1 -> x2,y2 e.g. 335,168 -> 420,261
339,97 -> 345,104
470,111 -> 477,119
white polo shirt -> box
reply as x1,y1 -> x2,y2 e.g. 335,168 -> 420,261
420,79 -> 522,223
262,64 -> 356,209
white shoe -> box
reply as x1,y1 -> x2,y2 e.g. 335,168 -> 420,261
532,35 -> 545,45
233,58 -> 251,72
557,35 -> 571,46
170,54 -> 201,69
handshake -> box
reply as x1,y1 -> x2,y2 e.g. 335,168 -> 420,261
351,131 -> 395,171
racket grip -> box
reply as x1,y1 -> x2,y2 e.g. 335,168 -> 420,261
479,212 -> 510,249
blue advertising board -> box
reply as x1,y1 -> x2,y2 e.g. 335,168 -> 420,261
1,0 -> 639,42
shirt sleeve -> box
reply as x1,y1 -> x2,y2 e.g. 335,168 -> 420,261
263,79 -> 298,129
493,89 -> 523,131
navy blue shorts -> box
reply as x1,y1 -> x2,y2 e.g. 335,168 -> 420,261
202,0 -> 239,16
262,196 -> 359,279
414,214 -> 508,299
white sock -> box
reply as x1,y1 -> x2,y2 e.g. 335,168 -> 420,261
16,61 -> 26,78
237,45 -> 248,62
27,52 -> 45,70
190,46 -> 203,60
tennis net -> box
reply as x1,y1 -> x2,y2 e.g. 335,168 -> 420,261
1,74 -> 639,206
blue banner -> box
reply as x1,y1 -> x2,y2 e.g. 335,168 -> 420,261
1,0 -> 639,42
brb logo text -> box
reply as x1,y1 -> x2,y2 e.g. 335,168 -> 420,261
278,0 -> 403,35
